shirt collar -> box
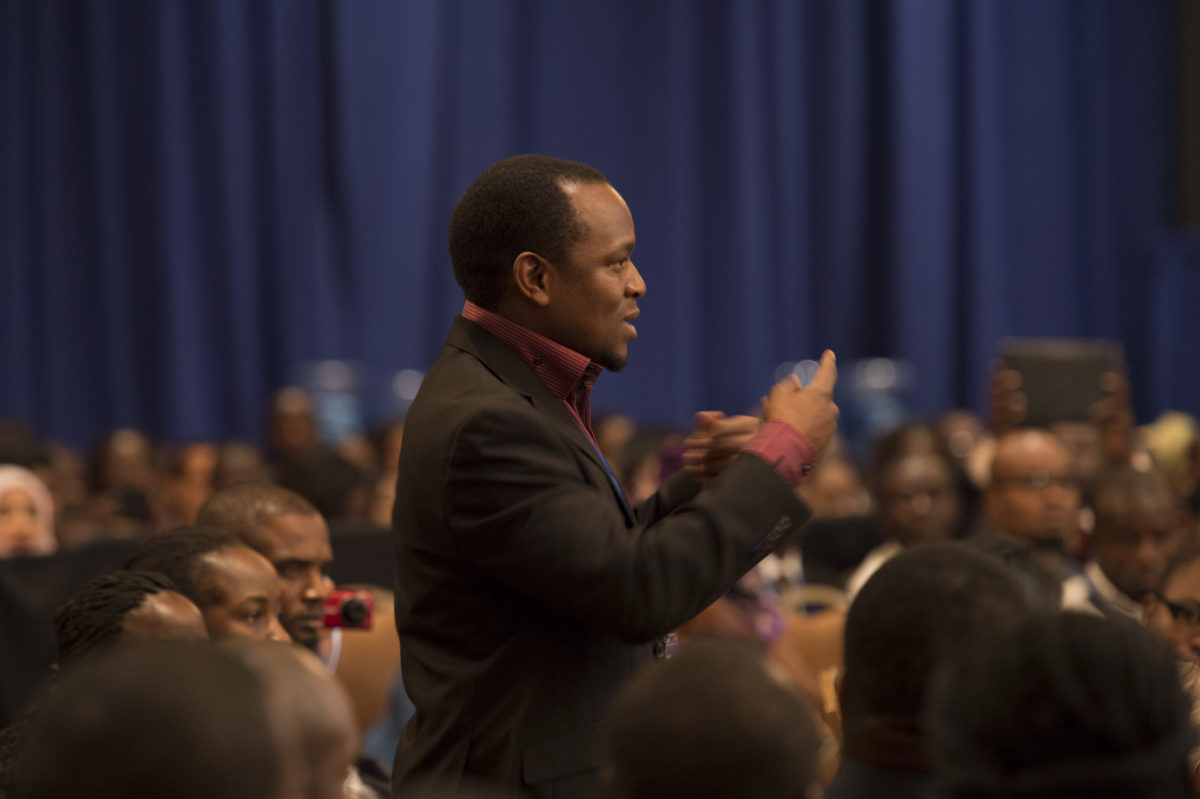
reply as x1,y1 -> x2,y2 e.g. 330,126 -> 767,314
1084,561 -> 1144,622
461,301 -> 602,405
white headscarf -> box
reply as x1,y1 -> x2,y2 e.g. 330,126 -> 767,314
0,465 -> 57,556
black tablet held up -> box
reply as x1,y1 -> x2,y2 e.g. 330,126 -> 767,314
999,338 -> 1125,428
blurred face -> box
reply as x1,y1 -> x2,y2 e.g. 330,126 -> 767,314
877,454 -> 962,546
262,513 -> 334,650
986,431 -> 1080,544
0,488 -> 41,557
199,546 -> 291,642
542,182 -> 645,372
798,460 -> 867,518
120,590 -> 209,643
1144,559 -> 1200,664
1093,489 -> 1182,600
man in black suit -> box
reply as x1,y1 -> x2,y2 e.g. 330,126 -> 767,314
391,154 -> 839,798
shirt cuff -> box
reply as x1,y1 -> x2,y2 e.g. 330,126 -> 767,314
743,419 -> 818,488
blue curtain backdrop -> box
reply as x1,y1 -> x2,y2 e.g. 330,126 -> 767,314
0,0 -> 1184,448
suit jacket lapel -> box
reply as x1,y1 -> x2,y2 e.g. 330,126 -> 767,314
446,317 -> 634,524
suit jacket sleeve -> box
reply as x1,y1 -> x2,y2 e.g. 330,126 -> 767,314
442,402 -> 808,644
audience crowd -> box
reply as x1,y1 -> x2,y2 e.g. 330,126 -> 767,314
3,367 -> 1200,798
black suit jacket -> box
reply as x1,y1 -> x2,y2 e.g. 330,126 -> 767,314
391,316 -> 810,798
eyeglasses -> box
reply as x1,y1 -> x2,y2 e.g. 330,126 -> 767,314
992,469 -> 1078,492
1158,596 -> 1200,628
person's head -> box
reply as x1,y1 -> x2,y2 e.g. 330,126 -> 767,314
53,570 -> 207,668
797,457 -> 870,519
1143,548 -> 1200,665
88,427 -> 155,493
1091,466 -> 1185,600
450,154 -> 645,372
222,640 -> 358,799
929,612 -> 1196,799
17,643 -> 282,799
0,464 -> 56,557
268,387 -> 319,461
840,542 -> 1031,770
605,638 -> 822,799
198,484 -> 333,650
866,424 -> 970,546
126,527 -> 290,643
985,428 -> 1080,545
160,441 -> 218,525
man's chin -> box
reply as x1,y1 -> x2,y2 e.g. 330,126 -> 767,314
599,350 -> 628,372
288,624 -> 325,652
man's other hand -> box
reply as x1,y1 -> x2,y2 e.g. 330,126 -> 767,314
684,412 -> 763,480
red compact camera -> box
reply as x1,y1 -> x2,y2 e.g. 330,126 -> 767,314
322,589 -> 375,629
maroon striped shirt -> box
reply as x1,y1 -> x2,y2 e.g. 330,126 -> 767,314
461,301 -> 815,487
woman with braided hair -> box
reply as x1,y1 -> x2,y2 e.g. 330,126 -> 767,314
1,570 -> 207,795
52,569 -> 207,669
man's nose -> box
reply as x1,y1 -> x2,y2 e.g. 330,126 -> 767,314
626,261 -> 646,298
303,572 -> 333,601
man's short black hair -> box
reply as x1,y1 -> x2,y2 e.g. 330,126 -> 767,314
840,542 -> 1031,769
448,154 -> 609,310
124,527 -> 242,610
929,612 -> 1196,799
1092,464 -> 1181,535
605,638 -> 822,799
53,569 -> 180,668
197,482 -> 320,553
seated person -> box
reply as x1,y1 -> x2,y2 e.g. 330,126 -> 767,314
53,569 -> 208,668
846,423 -> 975,597
125,527 -> 289,642
980,428 -> 1082,582
929,612 -> 1195,799
14,643 -> 282,799
1144,547 -> 1200,665
604,637 -> 823,799
1063,466 -> 1185,622
827,543 -> 1032,799
221,640 -> 366,799
0,464 -> 56,558
0,570 -> 207,795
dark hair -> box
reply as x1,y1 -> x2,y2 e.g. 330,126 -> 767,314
197,482 -> 319,552
124,527 -> 242,609
929,612 -> 1196,799
448,154 -> 609,309
840,542 -> 1031,769
606,638 -> 821,799
1092,465 -> 1181,535
17,643 -> 281,799
52,570 -> 180,668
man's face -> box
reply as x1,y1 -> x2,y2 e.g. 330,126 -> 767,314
262,512 -> 334,651
199,545 -> 291,642
1093,489 -> 1182,600
877,453 -> 962,546
1144,558 -> 1200,664
543,181 -> 645,372
985,432 -> 1080,544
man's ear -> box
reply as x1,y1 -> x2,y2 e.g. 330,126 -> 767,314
512,251 -> 553,307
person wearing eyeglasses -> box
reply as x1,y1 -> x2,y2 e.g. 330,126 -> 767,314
981,429 -> 1083,589
1064,465 -> 1185,622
